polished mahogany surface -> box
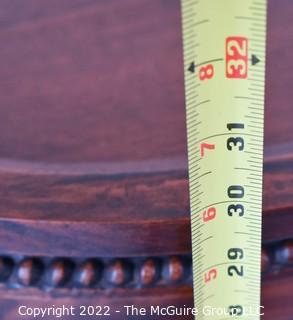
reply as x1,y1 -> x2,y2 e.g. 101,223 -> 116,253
0,0 -> 292,319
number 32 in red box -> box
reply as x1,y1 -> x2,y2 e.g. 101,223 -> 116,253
226,36 -> 248,79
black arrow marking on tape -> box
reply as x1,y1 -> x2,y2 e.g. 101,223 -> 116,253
188,58 -> 224,74
188,61 -> 196,73
251,54 -> 260,65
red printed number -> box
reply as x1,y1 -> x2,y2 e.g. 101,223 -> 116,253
226,37 -> 248,79
204,268 -> 218,283
199,64 -> 214,80
200,143 -> 215,157
203,207 -> 216,222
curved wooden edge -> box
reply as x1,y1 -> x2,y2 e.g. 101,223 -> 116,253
0,157 -> 188,176
0,219 -> 190,257
2,211 -> 293,257
0,157 -> 290,221
0,153 -> 291,256
0,141 -> 290,176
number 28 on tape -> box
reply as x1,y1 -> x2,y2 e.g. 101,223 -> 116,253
226,36 -> 248,79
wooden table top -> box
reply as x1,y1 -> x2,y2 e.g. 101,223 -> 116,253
0,2 -> 292,319
0,0 -> 292,257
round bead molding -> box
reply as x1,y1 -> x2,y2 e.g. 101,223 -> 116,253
0,241 -> 291,290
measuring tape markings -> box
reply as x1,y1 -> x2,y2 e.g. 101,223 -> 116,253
182,0 -> 266,319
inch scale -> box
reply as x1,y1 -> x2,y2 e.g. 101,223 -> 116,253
181,0 -> 267,319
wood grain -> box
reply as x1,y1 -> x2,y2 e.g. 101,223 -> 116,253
0,0 -> 292,318
0,0 -> 292,164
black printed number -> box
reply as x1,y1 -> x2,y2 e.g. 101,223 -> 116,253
227,137 -> 244,151
227,204 -> 244,217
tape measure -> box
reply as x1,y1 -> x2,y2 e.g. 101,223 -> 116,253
181,0 -> 267,319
